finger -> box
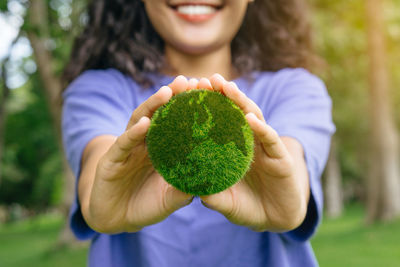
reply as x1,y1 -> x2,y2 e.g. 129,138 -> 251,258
197,77 -> 213,90
168,75 -> 188,95
188,78 -> 198,90
222,81 -> 264,121
164,183 -> 195,210
200,182 -> 270,230
209,73 -> 226,92
199,182 -> 250,222
108,116 -> 151,162
246,113 -> 287,158
126,86 -> 172,129
200,190 -> 233,215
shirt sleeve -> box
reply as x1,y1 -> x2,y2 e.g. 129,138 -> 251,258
265,69 -> 335,242
62,70 -> 132,240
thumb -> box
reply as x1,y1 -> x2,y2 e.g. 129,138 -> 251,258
164,184 -> 194,211
107,116 -> 150,163
200,190 -> 234,217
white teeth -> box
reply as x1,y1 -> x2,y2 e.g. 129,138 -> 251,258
176,5 -> 217,15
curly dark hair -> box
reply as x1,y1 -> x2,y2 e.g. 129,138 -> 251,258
62,0 -> 317,88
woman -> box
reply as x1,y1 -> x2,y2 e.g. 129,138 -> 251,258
62,0 -> 335,266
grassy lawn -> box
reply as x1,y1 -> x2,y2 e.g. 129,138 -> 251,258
0,214 -> 88,267
1,205 -> 400,266
312,204 -> 400,267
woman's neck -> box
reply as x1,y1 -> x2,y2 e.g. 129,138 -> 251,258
163,44 -> 237,80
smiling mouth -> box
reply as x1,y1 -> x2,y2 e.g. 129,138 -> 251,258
168,3 -> 223,21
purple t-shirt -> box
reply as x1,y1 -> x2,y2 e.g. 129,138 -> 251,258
62,68 -> 335,267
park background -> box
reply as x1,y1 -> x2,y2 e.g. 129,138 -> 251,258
1,0 -> 400,266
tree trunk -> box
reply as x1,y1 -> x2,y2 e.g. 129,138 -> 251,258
27,0 -> 77,245
323,140 -> 343,218
365,0 -> 400,223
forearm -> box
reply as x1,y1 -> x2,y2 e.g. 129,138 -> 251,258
78,135 -> 116,230
264,136 -> 310,231
282,136 -> 310,206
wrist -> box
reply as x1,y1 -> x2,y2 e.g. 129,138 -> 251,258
85,199 -> 142,234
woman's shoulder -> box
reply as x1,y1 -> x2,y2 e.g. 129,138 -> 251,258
62,69 -> 155,109
248,67 -> 328,99
66,68 -> 138,92
243,68 -> 330,117
253,68 -> 325,89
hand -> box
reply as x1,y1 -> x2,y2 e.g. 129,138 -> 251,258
81,76 -> 200,234
198,74 -> 310,232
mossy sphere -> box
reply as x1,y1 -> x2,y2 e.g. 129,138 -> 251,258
146,89 -> 254,195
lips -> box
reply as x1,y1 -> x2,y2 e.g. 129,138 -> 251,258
168,2 -> 223,23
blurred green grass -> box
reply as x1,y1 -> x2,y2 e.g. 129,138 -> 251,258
0,214 -> 88,267
312,204 -> 400,267
1,205 -> 400,267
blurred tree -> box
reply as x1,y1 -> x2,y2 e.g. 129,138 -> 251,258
0,29 -> 20,188
312,0 -> 369,212
1,25 -> 22,196
311,0 -> 400,221
0,0 -> 87,245
323,139 -> 343,218
365,0 -> 400,222
26,0 -> 78,245
0,58 -> 11,188
1,73 -> 60,208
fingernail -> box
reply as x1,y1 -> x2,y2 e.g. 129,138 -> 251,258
176,75 -> 187,81
159,85 -> 170,93
246,113 -> 257,120
214,73 -> 223,79
138,116 -> 149,123
228,81 -> 238,89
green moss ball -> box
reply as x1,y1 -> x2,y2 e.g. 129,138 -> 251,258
146,89 -> 254,196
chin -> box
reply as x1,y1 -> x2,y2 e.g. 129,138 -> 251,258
172,39 -> 223,56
